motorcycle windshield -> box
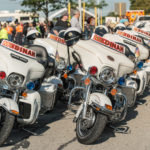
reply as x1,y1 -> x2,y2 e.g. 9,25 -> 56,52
103,34 -> 149,60
1,40 -> 36,59
0,41 -> 45,85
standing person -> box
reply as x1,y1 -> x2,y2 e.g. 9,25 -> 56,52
6,23 -> 13,41
48,21 -> 54,32
15,22 -> 23,45
0,23 -> 8,43
44,23 -> 48,37
40,23 -> 45,38
11,23 -> 16,42
87,17 -> 95,35
23,23 -> 29,44
36,22 -> 41,34
120,15 -> 128,24
23,23 -> 29,37
52,13 -> 71,35
0,22 -> 2,30
27,22 -> 35,32
55,13 -> 70,29
71,10 -> 81,32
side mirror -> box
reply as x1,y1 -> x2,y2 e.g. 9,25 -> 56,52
64,27 -> 81,47
26,30 -> 41,40
94,25 -> 108,37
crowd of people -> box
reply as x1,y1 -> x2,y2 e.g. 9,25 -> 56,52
0,21 -> 54,44
0,9 -> 131,45
0,10 -> 96,45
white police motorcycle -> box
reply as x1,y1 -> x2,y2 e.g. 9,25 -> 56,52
33,27 -> 138,144
0,40 -> 63,146
33,28 -> 138,107
95,25 -> 149,96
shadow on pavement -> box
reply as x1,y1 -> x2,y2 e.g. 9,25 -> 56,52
2,101 -> 68,150
93,87 -> 150,145
2,86 -> 150,148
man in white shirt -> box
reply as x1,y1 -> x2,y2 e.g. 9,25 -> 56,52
71,10 -> 81,32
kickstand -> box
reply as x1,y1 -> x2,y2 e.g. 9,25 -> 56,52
22,127 -> 43,136
136,100 -> 143,105
109,124 -> 131,134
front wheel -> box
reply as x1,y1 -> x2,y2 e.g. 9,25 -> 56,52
76,107 -> 107,144
0,108 -> 15,146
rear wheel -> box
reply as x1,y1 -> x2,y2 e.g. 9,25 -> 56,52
76,107 -> 107,144
0,108 -> 15,146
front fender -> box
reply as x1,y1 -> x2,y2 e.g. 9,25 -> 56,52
0,97 -> 19,115
44,76 -> 63,86
143,64 -> 150,73
89,93 -> 114,116
74,93 -> 113,121
89,92 -> 112,107
130,70 -> 147,95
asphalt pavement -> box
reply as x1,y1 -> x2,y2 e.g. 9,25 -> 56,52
1,87 -> 150,150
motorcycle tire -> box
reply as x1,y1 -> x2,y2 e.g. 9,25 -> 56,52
0,110 -> 15,146
76,112 -> 107,145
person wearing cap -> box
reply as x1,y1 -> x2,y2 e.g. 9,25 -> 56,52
71,10 -> 81,32
52,13 -> 70,36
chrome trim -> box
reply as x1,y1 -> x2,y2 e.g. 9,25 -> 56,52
68,86 -> 86,108
91,102 -> 115,116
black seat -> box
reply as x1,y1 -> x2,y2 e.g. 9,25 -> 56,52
28,45 -> 49,68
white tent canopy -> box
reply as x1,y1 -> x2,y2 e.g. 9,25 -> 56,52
48,8 -> 95,21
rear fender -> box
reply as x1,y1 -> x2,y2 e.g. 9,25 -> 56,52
0,97 -> 19,115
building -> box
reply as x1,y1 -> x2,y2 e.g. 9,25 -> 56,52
0,10 -> 39,23
115,3 -> 126,16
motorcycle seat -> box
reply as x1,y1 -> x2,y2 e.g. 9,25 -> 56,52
28,45 -> 49,68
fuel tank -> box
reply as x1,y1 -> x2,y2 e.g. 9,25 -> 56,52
34,36 -> 134,78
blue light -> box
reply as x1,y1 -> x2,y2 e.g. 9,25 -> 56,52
118,77 -> 125,85
27,82 -> 35,90
137,61 -> 144,69
67,65 -> 73,71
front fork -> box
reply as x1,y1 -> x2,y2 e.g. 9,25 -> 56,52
82,84 -> 91,119
68,84 -> 91,119
13,90 -> 19,102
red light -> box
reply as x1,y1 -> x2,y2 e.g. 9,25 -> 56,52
89,66 -> 98,75
0,71 -> 6,79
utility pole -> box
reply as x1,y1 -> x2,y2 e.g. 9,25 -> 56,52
98,0 -> 100,25
78,0 -> 82,27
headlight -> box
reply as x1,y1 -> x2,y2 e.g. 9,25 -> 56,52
7,73 -> 24,88
99,67 -> 116,85
56,58 -> 66,70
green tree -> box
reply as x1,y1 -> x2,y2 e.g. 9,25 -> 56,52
14,0 -> 78,24
130,0 -> 150,14
86,0 -> 108,10
68,0 -> 78,9
21,0 -> 70,24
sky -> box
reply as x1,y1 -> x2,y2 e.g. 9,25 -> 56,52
0,0 -> 130,16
